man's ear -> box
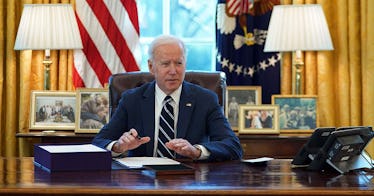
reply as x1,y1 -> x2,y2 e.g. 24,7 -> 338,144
147,60 -> 154,75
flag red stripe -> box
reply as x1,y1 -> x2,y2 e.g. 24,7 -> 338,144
227,0 -> 240,15
121,0 -> 139,34
72,66 -> 85,88
226,0 -> 251,15
241,0 -> 248,13
76,15 -> 112,86
87,0 -> 139,72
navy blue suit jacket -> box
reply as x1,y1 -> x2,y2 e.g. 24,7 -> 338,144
92,81 -> 243,161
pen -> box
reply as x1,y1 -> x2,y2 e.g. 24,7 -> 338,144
130,132 -> 142,140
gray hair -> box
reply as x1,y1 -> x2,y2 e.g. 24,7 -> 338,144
148,35 -> 187,61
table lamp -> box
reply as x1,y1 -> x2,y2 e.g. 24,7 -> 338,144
264,4 -> 334,94
14,4 -> 83,90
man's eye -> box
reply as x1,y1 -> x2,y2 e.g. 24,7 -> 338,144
159,61 -> 168,66
174,61 -> 184,66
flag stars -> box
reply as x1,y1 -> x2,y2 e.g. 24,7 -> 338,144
217,53 -> 222,63
248,67 -> 255,77
276,52 -> 282,60
228,62 -> 235,72
235,65 -> 243,75
243,68 -> 248,75
221,58 -> 229,68
259,60 -> 268,70
217,52 -> 280,78
268,56 -> 277,67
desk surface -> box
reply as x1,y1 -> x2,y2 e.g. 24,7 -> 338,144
0,157 -> 373,195
16,132 -> 309,158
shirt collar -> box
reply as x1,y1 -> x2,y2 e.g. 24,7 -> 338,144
155,83 -> 182,105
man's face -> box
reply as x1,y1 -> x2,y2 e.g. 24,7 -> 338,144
148,42 -> 186,95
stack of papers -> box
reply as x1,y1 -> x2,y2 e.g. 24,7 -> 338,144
39,144 -> 107,153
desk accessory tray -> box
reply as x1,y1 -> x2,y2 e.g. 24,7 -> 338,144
141,164 -> 195,177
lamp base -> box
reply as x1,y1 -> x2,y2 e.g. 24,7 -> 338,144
43,58 -> 52,90
292,51 -> 304,95
292,63 -> 304,94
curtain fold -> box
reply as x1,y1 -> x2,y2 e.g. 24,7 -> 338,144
0,0 -> 5,155
362,0 -> 374,155
5,0 -> 18,157
304,51 -> 317,95
0,0 -> 373,157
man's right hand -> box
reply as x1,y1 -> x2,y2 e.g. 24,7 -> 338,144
112,128 -> 150,153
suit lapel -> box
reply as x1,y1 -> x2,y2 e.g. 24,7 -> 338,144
177,83 -> 195,139
141,82 -> 156,156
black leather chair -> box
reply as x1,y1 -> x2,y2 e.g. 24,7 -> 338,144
108,71 -> 226,117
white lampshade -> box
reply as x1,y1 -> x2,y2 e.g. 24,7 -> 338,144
14,4 -> 83,50
264,4 -> 333,52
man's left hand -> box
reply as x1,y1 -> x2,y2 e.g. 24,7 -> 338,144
166,139 -> 201,159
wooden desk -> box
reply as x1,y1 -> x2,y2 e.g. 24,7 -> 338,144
16,132 -> 308,158
16,131 -> 95,143
239,134 -> 308,158
0,157 -> 373,195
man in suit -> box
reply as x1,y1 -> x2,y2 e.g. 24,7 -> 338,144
92,35 -> 243,161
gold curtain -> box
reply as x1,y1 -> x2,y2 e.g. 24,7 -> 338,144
1,0 -> 76,157
281,0 -> 374,154
0,0 -> 373,157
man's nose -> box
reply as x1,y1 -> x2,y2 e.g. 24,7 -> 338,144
168,64 -> 177,74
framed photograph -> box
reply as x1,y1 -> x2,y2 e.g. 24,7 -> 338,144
238,105 -> 279,134
226,86 -> 262,130
29,91 -> 76,130
272,95 -> 318,133
75,88 -> 109,133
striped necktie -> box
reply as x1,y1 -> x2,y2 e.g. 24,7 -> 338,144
157,95 -> 175,158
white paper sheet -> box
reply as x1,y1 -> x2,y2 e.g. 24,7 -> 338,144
241,157 -> 274,163
114,157 -> 181,169
39,144 -> 107,153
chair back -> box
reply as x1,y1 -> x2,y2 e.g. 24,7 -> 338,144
108,71 -> 226,117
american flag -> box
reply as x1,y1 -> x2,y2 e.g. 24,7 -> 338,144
73,0 -> 140,88
216,0 -> 280,104
226,0 -> 254,16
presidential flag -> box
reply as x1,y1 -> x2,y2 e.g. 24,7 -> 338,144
216,0 -> 280,104
73,0 -> 140,88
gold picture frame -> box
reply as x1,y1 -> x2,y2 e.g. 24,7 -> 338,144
238,105 -> 279,134
225,86 -> 262,131
29,90 -> 76,130
271,95 -> 318,134
75,88 -> 109,133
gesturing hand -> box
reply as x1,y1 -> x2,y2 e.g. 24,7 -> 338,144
166,139 -> 201,159
112,128 -> 150,153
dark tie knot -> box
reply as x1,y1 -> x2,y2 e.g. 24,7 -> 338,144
164,95 -> 172,104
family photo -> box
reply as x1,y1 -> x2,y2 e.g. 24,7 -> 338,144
272,95 -> 318,131
36,100 -> 75,124
76,89 -> 110,133
244,109 -> 274,129
239,105 -> 279,134
30,91 -> 76,130
226,86 -> 262,130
